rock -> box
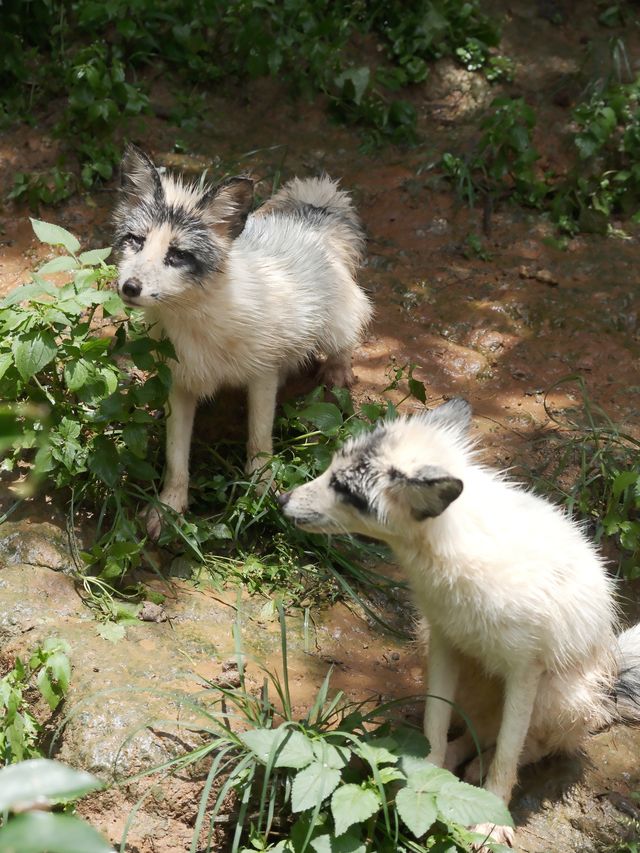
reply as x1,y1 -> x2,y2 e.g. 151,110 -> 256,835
0,521 -> 75,572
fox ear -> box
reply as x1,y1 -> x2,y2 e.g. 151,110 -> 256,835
120,144 -> 162,199
198,176 -> 254,239
389,464 -> 463,520
425,398 -> 472,433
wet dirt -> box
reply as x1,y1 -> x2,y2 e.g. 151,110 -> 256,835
1,1 -> 640,851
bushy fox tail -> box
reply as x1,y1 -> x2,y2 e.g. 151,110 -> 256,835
257,175 -> 365,273
615,622 -> 640,722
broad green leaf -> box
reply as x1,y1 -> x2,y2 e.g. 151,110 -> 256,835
36,668 -> 61,710
96,367 -> 119,395
0,811 -> 114,852
12,330 -> 58,380
331,784 -> 380,836
396,787 -> 438,838
386,725 -> 430,759
30,218 -> 81,254
38,256 -> 79,274
401,757 -> 453,791
239,727 -> 315,769
298,402 -> 343,434
0,280 -> 57,307
311,740 -> 350,769
122,423 -> 148,458
101,292 -> 125,314
377,766 -> 405,784
291,762 -> 341,813
75,289 -> 120,307
335,66 -> 370,105
45,650 -> 72,693
96,622 -> 126,643
0,759 -> 103,811
58,417 -> 82,441
356,737 -> 398,767
311,833 -> 366,853
88,436 -> 120,487
79,247 -> 112,265
0,351 -> 14,382
612,469 -> 638,498
436,780 -> 513,828
64,359 -> 91,391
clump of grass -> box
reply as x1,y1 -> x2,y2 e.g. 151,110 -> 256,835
120,605 -> 512,853
529,376 -> 640,579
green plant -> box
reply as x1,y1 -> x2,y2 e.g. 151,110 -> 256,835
3,0 -> 509,194
441,97 -> 545,210
551,74 -> 640,234
9,168 -> 76,210
531,377 -> 640,579
0,218 -> 173,618
0,638 -> 71,764
124,607 -> 512,852
0,758 -> 113,852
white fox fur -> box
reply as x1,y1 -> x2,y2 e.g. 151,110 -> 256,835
279,399 -> 640,847
114,146 -> 372,537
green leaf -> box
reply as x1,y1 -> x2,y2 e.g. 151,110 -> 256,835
401,759 -> 453,792
12,330 -> 58,380
0,759 -> 103,811
356,737 -> 398,767
0,351 -> 14,382
38,256 -> 80,274
88,436 -> 120,487
436,780 -> 513,828
121,423 -> 148,458
0,280 -> 57,308
291,761 -> 341,812
386,725 -> 430,760
0,811 -> 114,852
79,247 -> 112,265
239,727 -> 315,769
311,740 -> 350,769
64,359 -> 91,391
335,66 -> 370,105
395,787 -> 438,838
311,833 -> 366,853
30,219 -> 81,254
331,784 -> 380,836
612,470 -> 638,499
298,402 -> 343,434
96,622 -> 126,643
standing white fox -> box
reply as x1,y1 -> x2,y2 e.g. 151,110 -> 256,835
279,399 -> 640,847
114,145 -> 372,537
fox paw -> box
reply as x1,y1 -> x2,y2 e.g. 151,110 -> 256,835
317,358 -> 354,389
144,491 -> 187,540
470,823 -> 515,850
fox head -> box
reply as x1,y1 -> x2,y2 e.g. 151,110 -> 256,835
279,399 -> 471,542
113,145 -> 254,308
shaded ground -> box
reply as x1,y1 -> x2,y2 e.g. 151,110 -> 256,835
1,1 -> 640,851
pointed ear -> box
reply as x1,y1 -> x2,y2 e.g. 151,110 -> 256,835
197,176 -> 254,239
425,398 -> 472,433
389,464 -> 463,520
120,144 -> 162,199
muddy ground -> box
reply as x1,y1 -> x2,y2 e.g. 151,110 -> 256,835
1,1 -> 640,851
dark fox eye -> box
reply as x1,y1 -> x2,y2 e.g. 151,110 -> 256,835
165,246 -> 195,267
121,233 -> 144,251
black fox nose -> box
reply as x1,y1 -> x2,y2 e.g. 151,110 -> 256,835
277,491 -> 291,508
121,278 -> 142,298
